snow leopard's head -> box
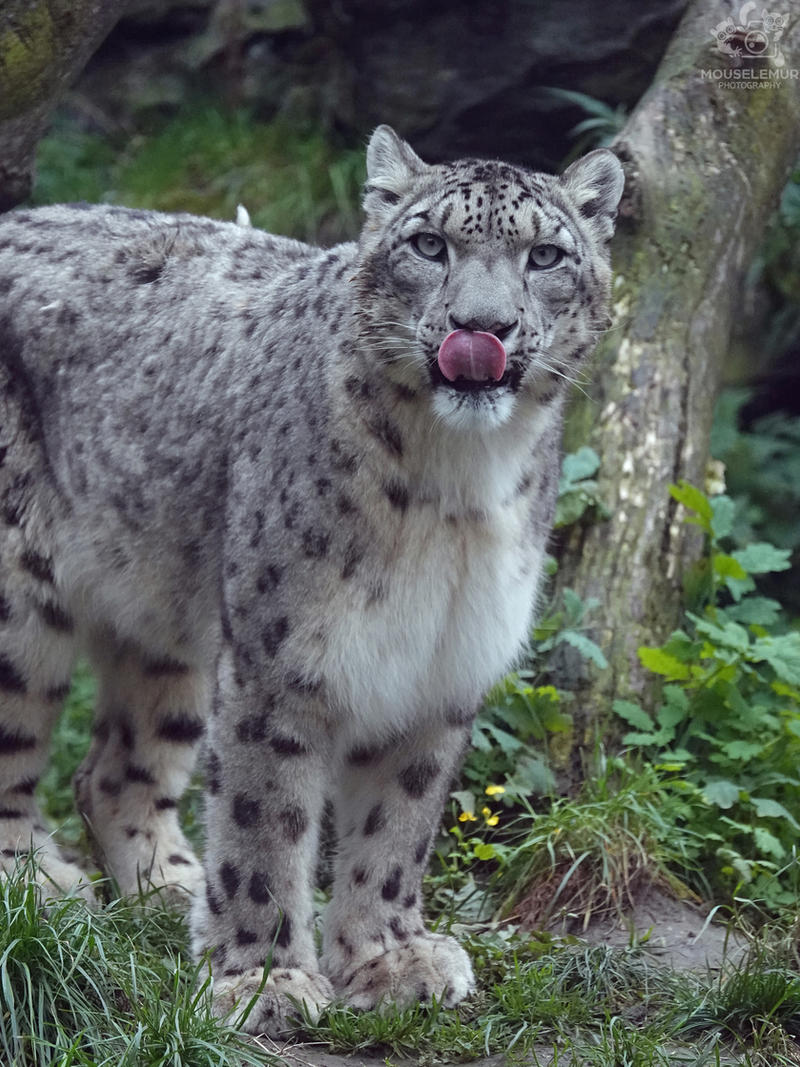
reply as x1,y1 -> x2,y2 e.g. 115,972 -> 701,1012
355,125 -> 624,431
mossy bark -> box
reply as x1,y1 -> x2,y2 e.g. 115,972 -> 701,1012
552,0 -> 800,753
0,0 -> 122,210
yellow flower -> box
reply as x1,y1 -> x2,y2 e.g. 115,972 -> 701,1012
485,784 -> 506,796
485,815 -> 499,827
458,810 -> 477,822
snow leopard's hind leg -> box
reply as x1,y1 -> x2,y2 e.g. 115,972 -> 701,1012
73,643 -> 209,903
0,356 -> 88,899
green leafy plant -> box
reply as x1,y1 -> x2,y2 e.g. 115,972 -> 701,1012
544,89 -> 628,159
614,480 -> 800,904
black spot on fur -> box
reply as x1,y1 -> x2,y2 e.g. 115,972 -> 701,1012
0,593 -> 10,621
367,416 -> 404,457
389,916 -> 409,941
99,777 -> 122,797
206,887 -> 222,915
270,734 -> 308,757
301,528 -> 330,559
256,565 -> 282,594
131,260 -> 164,284
168,853 -> 192,865
248,870 -> 272,903
346,744 -> 383,766
125,764 -> 155,785
0,655 -> 26,694
206,751 -> 222,794
398,757 -> 441,798
220,862 -> 240,898
19,550 -> 53,584
341,540 -> 364,580
142,656 -> 189,677
414,835 -> 429,864
273,915 -> 293,948
155,796 -> 177,810
11,777 -> 38,795
118,717 -> 134,750
236,927 -> 258,946
381,865 -> 403,901
444,707 -> 475,727
363,803 -> 385,836
262,616 -> 290,656
280,804 -> 308,842
235,713 -> 269,743
232,793 -> 260,828
352,866 -> 367,886
157,712 -> 205,743
383,480 -> 409,511
403,892 -> 417,909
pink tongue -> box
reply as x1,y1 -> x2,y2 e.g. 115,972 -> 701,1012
437,330 -> 506,383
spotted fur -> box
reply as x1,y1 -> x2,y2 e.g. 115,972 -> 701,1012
0,126 -> 623,1034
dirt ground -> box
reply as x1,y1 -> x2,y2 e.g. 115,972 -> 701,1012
254,889 -> 748,1067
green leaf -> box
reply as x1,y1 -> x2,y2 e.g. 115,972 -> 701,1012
719,740 -> 764,761
710,495 -> 736,539
725,597 -> 782,627
473,842 -> 496,861
483,722 -> 524,755
557,492 -> 592,527
560,446 -> 600,488
751,797 -> 800,830
622,730 -> 673,747
753,826 -> 786,860
689,614 -> 751,653
751,633 -> 800,685
670,481 -> 713,532
702,780 -> 740,808
559,629 -> 609,669
612,700 -> 653,731
451,789 -> 476,815
638,646 -> 690,680
733,542 -> 792,575
657,686 -> 690,728
713,553 -> 748,582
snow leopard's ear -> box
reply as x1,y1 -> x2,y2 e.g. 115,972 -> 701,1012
364,126 -> 426,214
560,149 -> 625,241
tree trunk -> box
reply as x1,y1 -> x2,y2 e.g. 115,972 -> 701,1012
552,0 -> 800,746
0,0 -> 124,210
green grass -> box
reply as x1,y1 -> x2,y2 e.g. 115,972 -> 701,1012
32,106 -> 365,244
0,866 -> 274,1067
9,855 -> 797,1067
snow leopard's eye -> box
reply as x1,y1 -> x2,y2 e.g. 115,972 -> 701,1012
528,244 -> 563,270
411,233 -> 446,261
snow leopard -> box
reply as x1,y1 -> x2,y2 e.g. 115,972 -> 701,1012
0,125 -> 624,1033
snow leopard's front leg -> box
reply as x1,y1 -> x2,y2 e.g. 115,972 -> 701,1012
321,717 -> 476,1011
192,644 -> 334,1036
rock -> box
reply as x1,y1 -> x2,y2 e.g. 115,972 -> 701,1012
68,0 -> 689,169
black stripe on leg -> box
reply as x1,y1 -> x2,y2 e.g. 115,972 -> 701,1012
0,654 -> 26,694
0,723 -> 36,752
156,712 -> 205,743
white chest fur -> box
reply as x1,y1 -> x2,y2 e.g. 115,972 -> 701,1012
317,499 -> 542,740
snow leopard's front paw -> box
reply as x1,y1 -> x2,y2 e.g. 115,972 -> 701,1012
212,966 -> 334,1036
332,933 -> 475,1012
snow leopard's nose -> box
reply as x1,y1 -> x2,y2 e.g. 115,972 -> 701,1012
447,315 -> 519,343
